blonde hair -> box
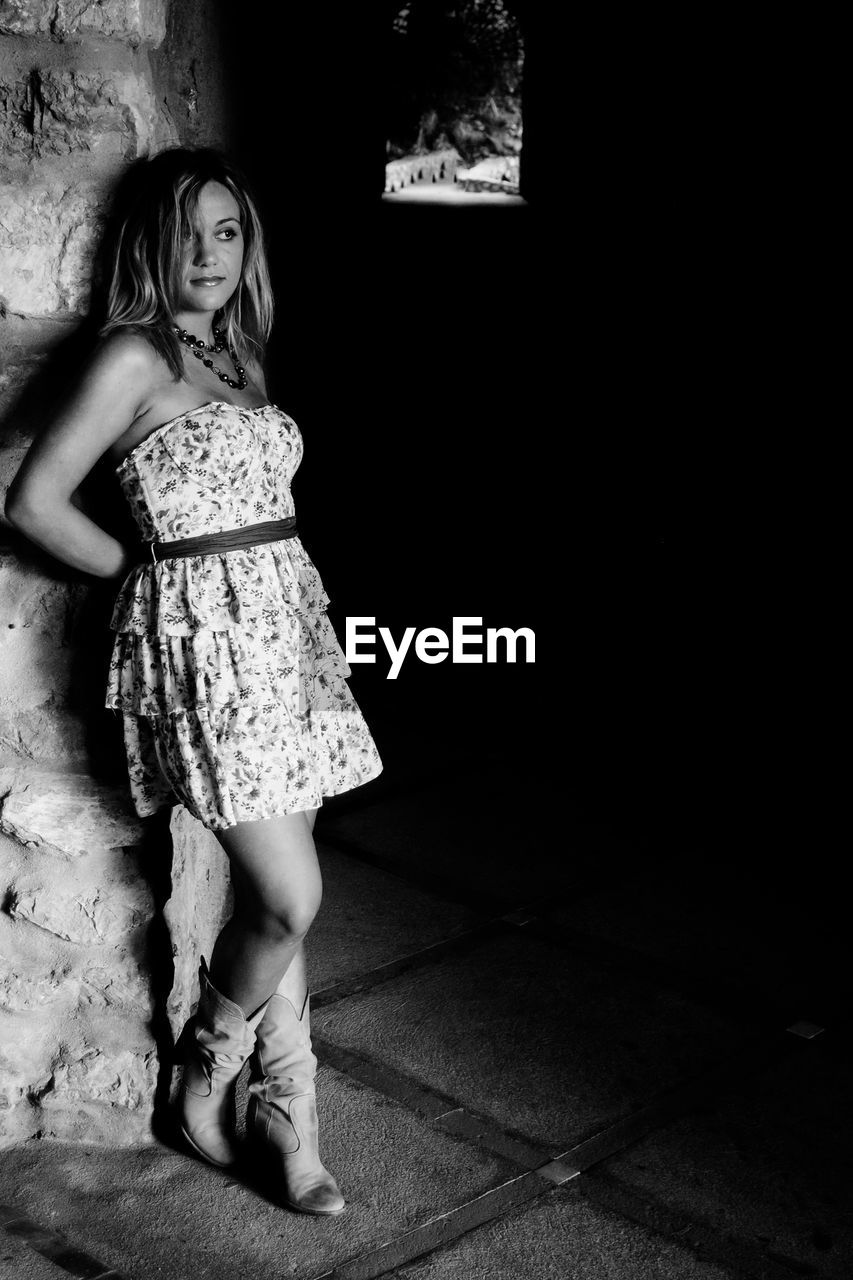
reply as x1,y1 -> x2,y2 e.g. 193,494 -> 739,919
100,148 -> 273,380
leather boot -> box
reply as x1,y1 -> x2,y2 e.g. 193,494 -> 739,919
177,958 -> 268,1168
247,982 -> 345,1215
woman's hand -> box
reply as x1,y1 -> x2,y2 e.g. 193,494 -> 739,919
4,333 -> 161,579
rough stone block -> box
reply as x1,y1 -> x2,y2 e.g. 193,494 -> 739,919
0,958 -> 74,1011
0,1026 -> 158,1146
39,1044 -> 158,1115
0,0 -> 167,46
0,888 -> 83,1017
3,522 -> 115,760
0,0 -> 52,34
0,861 -> 63,946
0,68 -> 157,162
0,832 -> 160,1144
0,315 -> 79,416
7,873 -> 152,945
0,1007 -> 57,1110
0,705 -> 92,762
0,764 -> 145,858
78,960 -> 153,1013
0,557 -> 83,702
0,178 -> 103,314
60,0 -> 166,46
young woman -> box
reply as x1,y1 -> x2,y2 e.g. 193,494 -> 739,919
5,147 -> 383,1216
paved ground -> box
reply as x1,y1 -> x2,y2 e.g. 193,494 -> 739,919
381,184 -> 526,205
1,734 -> 852,1280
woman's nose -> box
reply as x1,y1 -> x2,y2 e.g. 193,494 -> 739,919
193,238 -> 218,266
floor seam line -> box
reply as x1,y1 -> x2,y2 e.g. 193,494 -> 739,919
313,1033 -> 552,1166
314,1026 -> 815,1196
311,917 -> 508,1009
1,1209 -> 128,1280
582,1171 -> 823,1280
316,833 -> 823,1030
305,1169 -> 559,1280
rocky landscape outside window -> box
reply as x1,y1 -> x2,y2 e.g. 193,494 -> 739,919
384,0 -> 525,200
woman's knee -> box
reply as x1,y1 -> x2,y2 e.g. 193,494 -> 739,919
218,812 -> 323,943
252,853 -> 323,942
239,887 -> 321,945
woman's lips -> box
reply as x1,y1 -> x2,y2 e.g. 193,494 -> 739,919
190,277 -> 226,286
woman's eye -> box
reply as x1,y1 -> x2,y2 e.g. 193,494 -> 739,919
217,228 -> 239,240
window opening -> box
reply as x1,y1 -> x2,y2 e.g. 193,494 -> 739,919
385,1 -> 525,204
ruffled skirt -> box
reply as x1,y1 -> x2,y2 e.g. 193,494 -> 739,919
105,540 -> 382,831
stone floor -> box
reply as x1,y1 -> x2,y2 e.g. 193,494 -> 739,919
1,748 -> 851,1280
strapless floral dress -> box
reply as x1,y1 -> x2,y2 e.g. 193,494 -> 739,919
106,400 -> 383,831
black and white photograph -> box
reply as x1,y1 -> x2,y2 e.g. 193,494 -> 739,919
0,4 -> 846,1279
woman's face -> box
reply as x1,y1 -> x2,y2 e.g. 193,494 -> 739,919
177,180 -> 245,318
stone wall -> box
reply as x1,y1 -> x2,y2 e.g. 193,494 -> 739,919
0,0 -> 234,1146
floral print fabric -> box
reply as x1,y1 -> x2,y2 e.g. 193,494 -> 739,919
106,401 -> 382,830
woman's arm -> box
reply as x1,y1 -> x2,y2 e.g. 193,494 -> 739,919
4,333 -> 161,579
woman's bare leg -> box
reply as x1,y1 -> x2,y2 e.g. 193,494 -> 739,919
208,808 -> 321,1015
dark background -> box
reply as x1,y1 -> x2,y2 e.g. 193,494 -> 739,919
215,4 -> 840,985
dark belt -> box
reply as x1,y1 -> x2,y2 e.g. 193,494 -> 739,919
142,517 -> 298,564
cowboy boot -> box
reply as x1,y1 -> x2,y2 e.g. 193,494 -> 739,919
246,981 -> 345,1215
177,957 -> 269,1168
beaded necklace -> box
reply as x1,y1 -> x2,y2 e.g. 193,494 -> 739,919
173,325 -> 247,390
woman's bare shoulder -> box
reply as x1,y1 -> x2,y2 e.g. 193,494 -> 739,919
8,330 -> 170,509
75,330 -> 175,426
90,329 -> 164,380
